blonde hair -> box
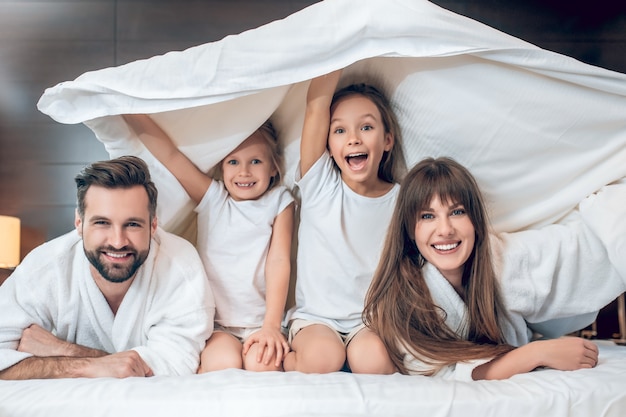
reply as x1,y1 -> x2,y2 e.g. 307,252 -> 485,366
363,157 -> 513,375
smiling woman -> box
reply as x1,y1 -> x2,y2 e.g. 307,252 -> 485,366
363,157 -> 625,380
413,194 -> 476,294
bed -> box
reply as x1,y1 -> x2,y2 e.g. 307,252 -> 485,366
0,341 -> 624,416
6,0 -> 626,415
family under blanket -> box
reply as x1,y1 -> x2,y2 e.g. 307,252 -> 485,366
0,69 -> 624,381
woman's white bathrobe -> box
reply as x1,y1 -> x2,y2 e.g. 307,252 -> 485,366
0,228 -> 215,376
405,183 -> 626,380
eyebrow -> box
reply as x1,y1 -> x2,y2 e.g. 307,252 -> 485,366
330,113 -> 378,124
88,215 -> 148,225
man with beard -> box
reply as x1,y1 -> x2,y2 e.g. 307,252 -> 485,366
0,156 -> 215,379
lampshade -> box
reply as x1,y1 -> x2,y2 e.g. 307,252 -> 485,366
0,215 -> 20,269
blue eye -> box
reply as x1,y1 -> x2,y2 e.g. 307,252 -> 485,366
452,208 -> 466,216
420,213 -> 434,220
361,125 -> 373,131
333,128 -> 345,134
226,160 -> 238,165
251,159 -> 262,165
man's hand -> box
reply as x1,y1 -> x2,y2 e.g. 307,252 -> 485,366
81,351 -> 154,378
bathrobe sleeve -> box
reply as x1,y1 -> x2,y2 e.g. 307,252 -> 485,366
0,233 -> 78,372
492,201 -> 625,339
130,229 -> 215,376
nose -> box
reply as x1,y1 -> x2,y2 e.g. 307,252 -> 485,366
437,217 -> 454,236
109,225 -> 129,249
239,162 -> 251,176
347,130 -> 362,146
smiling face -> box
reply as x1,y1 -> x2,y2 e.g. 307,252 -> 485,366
328,95 -> 394,196
414,194 -> 475,288
76,185 -> 156,284
221,132 -> 278,201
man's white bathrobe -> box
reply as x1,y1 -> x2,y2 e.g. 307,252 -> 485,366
405,183 -> 626,380
0,228 -> 215,376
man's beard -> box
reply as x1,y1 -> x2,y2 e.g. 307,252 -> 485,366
84,245 -> 150,283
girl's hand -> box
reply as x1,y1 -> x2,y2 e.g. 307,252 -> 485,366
243,326 -> 290,367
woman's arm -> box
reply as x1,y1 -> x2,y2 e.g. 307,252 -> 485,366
299,70 -> 342,177
242,202 -> 294,367
123,114 -> 212,204
472,337 -> 598,380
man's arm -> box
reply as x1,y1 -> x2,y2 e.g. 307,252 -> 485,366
0,351 -> 153,380
0,324 -> 154,380
18,324 -> 106,358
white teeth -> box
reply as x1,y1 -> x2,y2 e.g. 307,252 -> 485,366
236,182 -> 254,187
107,253 -> 127,258
434,243 -> 459,251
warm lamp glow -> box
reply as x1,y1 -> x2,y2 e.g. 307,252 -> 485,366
0,215 -> 20,269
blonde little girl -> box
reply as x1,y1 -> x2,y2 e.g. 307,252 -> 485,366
125,114 -> 294,372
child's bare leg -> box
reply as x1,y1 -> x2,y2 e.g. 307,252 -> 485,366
283,324 -> 345,373
347,328 -> 396,374
243,342 -> 284,372
197,331 -> 243,373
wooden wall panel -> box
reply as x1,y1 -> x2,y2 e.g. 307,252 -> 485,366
0,0 -> 624,261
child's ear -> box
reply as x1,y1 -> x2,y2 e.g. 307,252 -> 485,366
384,132 -> 394,151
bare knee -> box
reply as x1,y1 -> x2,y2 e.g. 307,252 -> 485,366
284,325 -> 346,374
347,329 -> 396,375
197,332 -> 243,373
243,343 -> 283,372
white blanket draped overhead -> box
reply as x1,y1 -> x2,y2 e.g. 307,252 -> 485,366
37,0 -> 626,237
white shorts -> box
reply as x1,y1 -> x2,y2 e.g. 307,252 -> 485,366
288,319 -> 365,347
214,324 -> 263,343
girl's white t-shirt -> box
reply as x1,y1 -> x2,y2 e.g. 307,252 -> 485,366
288,153 -> 400,333
195,180 -> 294,328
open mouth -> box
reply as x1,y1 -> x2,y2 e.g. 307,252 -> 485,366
235,182 -> 256,188
345,153 -> 368,169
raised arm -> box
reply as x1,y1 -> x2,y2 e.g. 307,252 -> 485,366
123,114 -> 212,204
299,70 -> 342,177
243,202 -> 294,367
471,337 -> 598,380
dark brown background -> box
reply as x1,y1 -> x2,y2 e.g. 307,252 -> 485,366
0,0 -> 625,259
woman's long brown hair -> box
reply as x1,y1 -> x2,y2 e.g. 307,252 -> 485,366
363,157 -> 513,375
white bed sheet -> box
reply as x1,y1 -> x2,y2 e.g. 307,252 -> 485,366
1,342 -> 625,417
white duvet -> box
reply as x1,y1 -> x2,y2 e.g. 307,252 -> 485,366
37,0 -> 626,240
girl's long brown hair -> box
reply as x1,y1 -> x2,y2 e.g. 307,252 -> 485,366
363,157 -> 513,375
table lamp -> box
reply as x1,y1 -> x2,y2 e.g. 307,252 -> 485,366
0,215 -> 20,269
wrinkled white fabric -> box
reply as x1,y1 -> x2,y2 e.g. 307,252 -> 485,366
1,343 -> 626,416
37,0 -> 626,239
